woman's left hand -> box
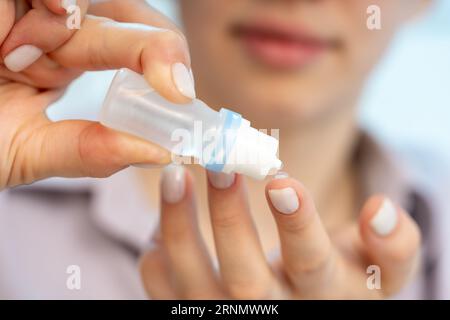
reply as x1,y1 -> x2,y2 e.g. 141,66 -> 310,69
140,165 -> 421,299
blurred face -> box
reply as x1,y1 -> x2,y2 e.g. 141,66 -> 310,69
180,0 -> 425,128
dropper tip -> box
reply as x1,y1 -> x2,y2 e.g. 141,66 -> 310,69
267,159 -> 283,176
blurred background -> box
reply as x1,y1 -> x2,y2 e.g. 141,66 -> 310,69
47,0 -> 450,160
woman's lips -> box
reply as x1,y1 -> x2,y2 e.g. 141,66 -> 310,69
231,21 -> 333,69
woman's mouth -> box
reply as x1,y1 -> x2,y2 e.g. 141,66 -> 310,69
231,20 -> 337,70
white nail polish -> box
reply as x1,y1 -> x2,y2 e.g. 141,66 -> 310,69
268,187 -> 299,214
370,198 -> 398,236
4,45 -> 43,72
161,164 -> 185,204
61,0 -> 77,11
208,171 -> 235,189
172,63 -> 196,99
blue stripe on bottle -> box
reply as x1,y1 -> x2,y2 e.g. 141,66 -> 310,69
205,108 -> 242,172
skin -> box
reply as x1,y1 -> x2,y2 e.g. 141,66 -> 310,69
139,0 -> 427,299
0,0 -> 427,299
0,0 -> 191,188
180,0 -> 426,128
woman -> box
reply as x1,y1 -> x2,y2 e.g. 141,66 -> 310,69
0,0 -> 448,299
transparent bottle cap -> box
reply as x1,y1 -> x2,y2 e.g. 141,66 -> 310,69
100,69 -> 283,180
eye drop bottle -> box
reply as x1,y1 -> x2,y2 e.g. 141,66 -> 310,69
100,69 -> 282,180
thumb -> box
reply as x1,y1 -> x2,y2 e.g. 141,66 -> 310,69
8,90 -> 171,187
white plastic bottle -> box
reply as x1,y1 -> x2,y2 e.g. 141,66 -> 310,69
100,69 -> 282,180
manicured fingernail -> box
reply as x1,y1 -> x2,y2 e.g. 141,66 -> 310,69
273,171 -> 289,180
61,0 -> 77,11
370,198 -> 398,236
268,187 -> 299,214
161,164 -> 185,204
144,228 -> 162,251
208,171 -> 235,189
4,45 -> 43,72
172,63 -> 196,99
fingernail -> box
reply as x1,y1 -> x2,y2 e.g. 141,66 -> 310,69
61,0 -> 77,11
172,63 -> 196,99
4,45 -> 43,72
208,171 -> 235,189
268,187 -> 299,214
273,171 -> 289,180
161,164 -> 185,204
370,198 -> 398,236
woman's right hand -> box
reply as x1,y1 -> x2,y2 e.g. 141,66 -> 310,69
0,0 -> 195,190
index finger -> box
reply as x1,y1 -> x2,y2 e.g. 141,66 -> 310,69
49,15 -> 194,103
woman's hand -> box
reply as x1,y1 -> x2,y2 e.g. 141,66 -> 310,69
140,166 -> 421,299
0,0 -> 195,189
